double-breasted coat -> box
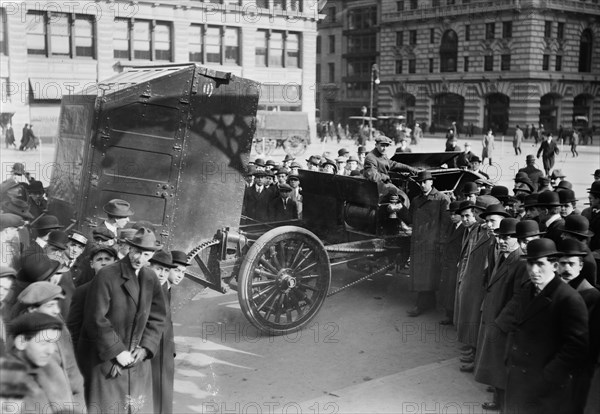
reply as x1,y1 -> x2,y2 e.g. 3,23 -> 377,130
455,223 -> 493,347
151,283 -> 175,414
78,255 -> 167,414
494,276 -> 589,414
474,248 -> 528,388
405,187 -> 450,292
438,215 -> 465,313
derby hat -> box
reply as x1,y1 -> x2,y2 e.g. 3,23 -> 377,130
338,148 -> 350,157
523,194 -> 539,208
265,159 -> 277,167
321,158 -> 338,173
593,169 -> 600,178
67,230 -> 88,246
20,254 -> 60,283
448,200 -> 461,212
476,195 -> 501,209
470,155 -> 481,163
0,265 -> 17,279
525,154 -> 536,162
17,281 -> 64,306
31,215 -> 62,230
490,186 -> 510,200
523,238 -> 559,260
1,198 -> 34,220
12,163 -> 25,175
357,146 -> 368,154
558,239 -> 588,257
555,180 -> 572,191
558,189 -> 577,204
562,215 -> 594,238
93,227 -> 115,241
149,250 -> 176,268
414,170 -> 434,182
374,136 -> 393,145
515,220 -> 545,239
550,169 -> 566,179
587,181 -> 600,195
253,158 -> 266,168
283,154 -> 295,162
535,191 -> 561,207
455,200 -> 484,214
27,180 -> 45,194
514,172 -> 529,182
126,227 -> 162,251
0,213 -> 25,231
89,244 -> 118,260
46,231 -> 68,251
349,170 -> 362,177
8,312 -> 63,337
494,218 -> 519,236
103,199 -> 134,218
171,250 -> 191,267
462,182 -> 479,195
479,203 -> 511,219
245,165 -> 257,177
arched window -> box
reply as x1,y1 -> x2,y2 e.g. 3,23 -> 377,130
440,30 -> 458,72
578,29 -> 593,72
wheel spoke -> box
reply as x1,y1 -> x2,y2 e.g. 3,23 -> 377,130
297,283 -> 319,292
297,274 -> 320,280
269,245 -> 282,270
288,241 -> 305,269
253,267 -> 278,279
259,256 -> 279,275
251,280 -> 277,288
278,241 -> 287,269
252,285 -> 276,302
274,293 -> 286,323
256,287 -> 279,312
264,292 -> 281,320
291,249 -> 314,273
295,260 -> 317,275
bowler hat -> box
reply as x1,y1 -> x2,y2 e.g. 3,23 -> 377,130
338,148 -> 350,157
357,146 -> 367,154
0,266 -> 17,279
283,154 -> 295,162
46,230 -> 68,251
514,172 -> 529,182
525,155 -> 536,162
558,239 -> 588,257
476,195 -> 501,209
470,155 -> 481,163
171,250 -> 191,267
68,230 -> 88,246
448,201 -> 461,212
253,158 -> 266,168
562,215 -> 594,238
265,160 -> 277,169
593,169 -> 600,178
513,183 -> 533,195
550,169 -> 565,179
0,213 -> 25,231
1,198 -> 34,220
103,199 -> 134,217
27,180 -> 44,194
117,228 -> 137,241
535,191 -> 561,207
523,238 -> 559,260
350,170 -> 362,177
490,186 -> 509,200
12,163 -> 25,175
455,200 -> 483,214
515,220 -> 545,239
587,181 -> 600,195
278,183 -> 293,192
31,215 -> 62,230
8,312 -> 63,337
17,281 -> 64,307
245,165 -> 257,177
523,194 -> 539,208
20,254 -> 60,283
414,171 -> 434,182
494,218 -> 519,236
89,244 -> 118,260
558,189 -> 577,204
375,136 -> 393,145
555,180 -> 572,191
462,182 -> 479,195
93,227 -> 115,241
479,203 -> 511,219
149,250 -> 175,268
126,227 -> 162,251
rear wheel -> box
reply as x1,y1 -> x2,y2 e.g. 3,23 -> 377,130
237,226 -> 331,335
283,135 -> 307,157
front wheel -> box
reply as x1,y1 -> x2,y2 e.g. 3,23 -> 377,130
237,226 -> 331,335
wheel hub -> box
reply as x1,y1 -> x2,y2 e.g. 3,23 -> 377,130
277,269 -> 297,292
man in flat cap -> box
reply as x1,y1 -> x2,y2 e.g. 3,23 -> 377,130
97,199 -> 134,239
364,136 -> 418,187
78,228 -> 166,413
268,183 -> 298,222
535,191 -> 565,246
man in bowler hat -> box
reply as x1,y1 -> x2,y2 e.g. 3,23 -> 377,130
78,227 -> 166,413
582,181 -> 600,251
535,191 -> 565,246
560,215 -> 597,286
492,239 -> 589,414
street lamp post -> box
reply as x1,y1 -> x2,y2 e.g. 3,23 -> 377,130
369,63 -> 380,140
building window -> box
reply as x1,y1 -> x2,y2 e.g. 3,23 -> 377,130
396,31 -> 404,46
501,54 -> 511,71
484,55 -> 493,71
348,35 -> 376,53
189,25 -> 203,62
578,29 -> 593,72
75,16 -> 95,57
269,31 -> 284,66
113,18 -> 129,59
133,20 -> 151,60
430,28 -> 435,44
316,63 -> 321,83
328,62 -> 335,83
347,59 -> 376,77
409,30 -> 417,46
465,25 -> 470,41
447,0 -> 456,4
544,21 -> 552,38
429,58 -> 434,73
255,0 -> 268,8
348,7 -> 376,30
114,18 -> 172,62
432,0 -> 440,5
542,54 -> 549,71
557,22 -> 564,40
51,13 -> 71,56
440,30 -> 458,72
290,0 -> 302,12
408,59 -> 416,73
464,56 -> 469,72
329,35 -> 335,53
224,27 -> 239,65
410,0 -> 418,9
485,23 -> 495,40
327,7 -> 336,23
555,55 -> 562,71
502,21 -> 512,39
255,30 -> 301,68
286,32 -> 299,67
395,59 -> 403,74
26,11 -> 96,58
316,35 -> 321,54
0,8 -> 7,55
273,0 -> 285,11
397,1 -> 404,11
155,23 -> 172,61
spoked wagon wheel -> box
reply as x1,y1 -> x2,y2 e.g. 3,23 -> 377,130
253,137 -> 277,155
238,226 -> 331,335
283,135 -> 308,157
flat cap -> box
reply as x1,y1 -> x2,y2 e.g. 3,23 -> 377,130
8,312 -> 63,337
278,183 -> 293,192
375,136 -> 393,145
89,244 -> 118,260
68,230 -> 88,246
0,213 -> 25,231
17,281 -> 64,306
93,227 -> 115,241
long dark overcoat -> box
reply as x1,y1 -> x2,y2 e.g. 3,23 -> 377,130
474,248 -> 528,388
455,223 -> 492,347
406,187 -> 450,292
495,277 -> 589,414
78,255 -> 166,414
438,216 -> 465,312
151,284 -> 175,414
242,185 -> 273,224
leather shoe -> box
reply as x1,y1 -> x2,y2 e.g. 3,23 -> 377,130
460,355 -> 474,363
481,401 -> 500,410
407,307 -> 424,317
439,318 -> 453,325
459,362 -> 474,372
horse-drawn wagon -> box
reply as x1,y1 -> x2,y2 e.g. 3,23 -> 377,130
48,63 -> 484,336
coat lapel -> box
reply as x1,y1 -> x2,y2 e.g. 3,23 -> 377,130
520,277 -> 561,323
120,257 -> 140,306
487,248 -> 521,289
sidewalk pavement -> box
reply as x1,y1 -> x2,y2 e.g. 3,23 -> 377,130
294,357 -> 492,414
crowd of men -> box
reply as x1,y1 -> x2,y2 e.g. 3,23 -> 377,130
1,165 -> 189,413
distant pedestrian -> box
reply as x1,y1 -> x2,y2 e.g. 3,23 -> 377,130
570,130 -> 579,157
536,133 -> 560,175
513,125 -> 523,155
524,124 -> 530,140
19,124 -> 29,151
5,124 -> 15,149
413,122 -> 423,145
482,129 -> 495,166
530,124 -> 538,144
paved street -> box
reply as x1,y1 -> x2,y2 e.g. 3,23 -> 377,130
1,134 -> 598,414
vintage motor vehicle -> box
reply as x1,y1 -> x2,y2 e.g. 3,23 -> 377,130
48,63 -> 486,336
253,110 -> 311,157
